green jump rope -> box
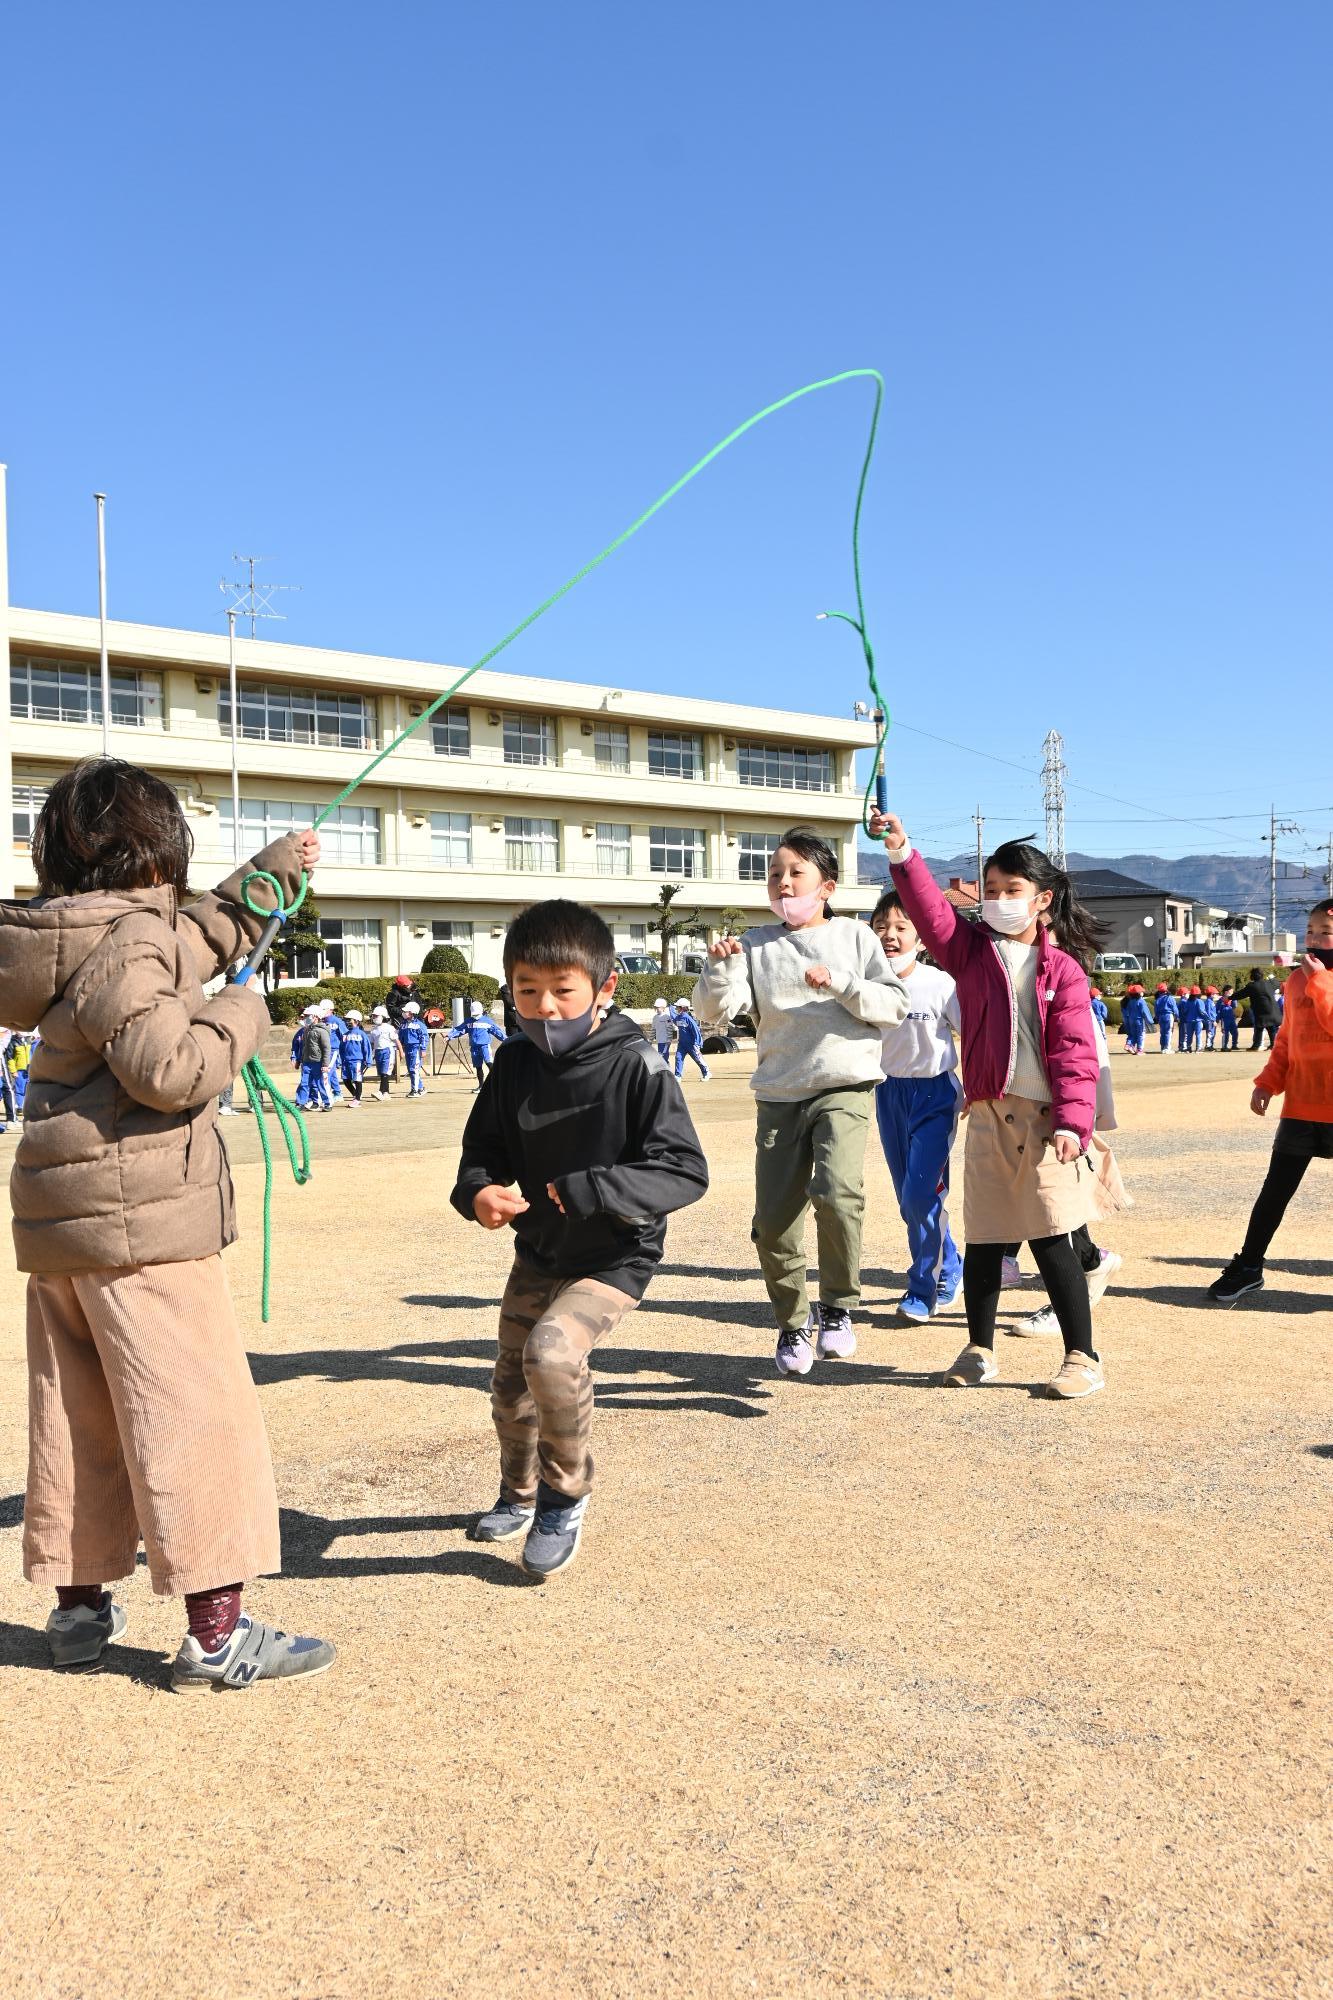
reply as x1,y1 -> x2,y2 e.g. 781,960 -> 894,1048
232,367 -> 890,1320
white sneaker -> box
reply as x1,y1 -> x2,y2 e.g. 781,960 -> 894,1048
1013,1305 -> 1060,1337
1085,1250 -> 1122,1310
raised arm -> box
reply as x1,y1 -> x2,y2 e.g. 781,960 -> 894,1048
692,939 -> 754,1030
178,830 -> 316,983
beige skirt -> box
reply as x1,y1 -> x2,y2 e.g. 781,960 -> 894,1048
963,1097 -> 1131,1245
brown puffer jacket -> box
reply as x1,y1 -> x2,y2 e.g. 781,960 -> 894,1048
0,836 -> 304,1275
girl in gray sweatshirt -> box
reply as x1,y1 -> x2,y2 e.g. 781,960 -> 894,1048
693,828 -> 907,1377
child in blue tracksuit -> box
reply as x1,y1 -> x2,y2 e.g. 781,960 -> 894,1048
452,999 -> 506,1090
1154,984 -> 1179,1052
340,1008 -> 371,1104
1120,985 -> 1150,1054
1202,987 -> 1219,1050
293,1010 -> 334,1110
1090,985 -> 1109,1030
317,1002 -> 346,1100
869,891 -> 963,1322
1218,988 -> 1239,1050
1182,986 -> 1206,1053
368,1007 -> 397,1099
671,998 -> 710,1080
398,1001 -> 430,1097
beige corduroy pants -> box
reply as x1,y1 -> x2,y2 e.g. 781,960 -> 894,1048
23,1255 -> 281,1596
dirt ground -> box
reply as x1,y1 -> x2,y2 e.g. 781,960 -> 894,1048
1,1046 -> 1329,2000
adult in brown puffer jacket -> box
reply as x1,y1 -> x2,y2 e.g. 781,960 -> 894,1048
7,759 -> 335,1691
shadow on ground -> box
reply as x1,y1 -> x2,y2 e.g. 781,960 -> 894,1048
279,1507 -> 535,1587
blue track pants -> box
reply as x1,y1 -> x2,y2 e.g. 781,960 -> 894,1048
295,1061 -> 331,1108
874,1072 -> 963,1308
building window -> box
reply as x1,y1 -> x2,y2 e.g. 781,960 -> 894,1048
629,924 -> 647,949
595,822 -> 631,875
594,723 -> 629,772
322,919 -> 382,979
432,707 -> 471,757
430,811 -> 472,866
12,784 -> 48,845
217,681 -> 374,751
649,826 -> 705,877
431,920 -> 473,962
503,713 -> 554,766
504,815 -> 559,871
11,655 -> 161,729
737,831 -> 780,882
738,741 -> 833,792
219,799 -> 379,865
647,730 -> 703,780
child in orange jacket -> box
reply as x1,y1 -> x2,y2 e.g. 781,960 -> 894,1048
1208,897 -> 1333,1304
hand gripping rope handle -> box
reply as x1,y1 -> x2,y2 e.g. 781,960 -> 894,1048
235,368 -> 890,1319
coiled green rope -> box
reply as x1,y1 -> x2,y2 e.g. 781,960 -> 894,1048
238,367 -> 888,1318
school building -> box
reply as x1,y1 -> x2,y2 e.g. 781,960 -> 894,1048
0,471 -> 875,979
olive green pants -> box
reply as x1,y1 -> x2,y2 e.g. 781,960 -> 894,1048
751,1084 -> 874,1331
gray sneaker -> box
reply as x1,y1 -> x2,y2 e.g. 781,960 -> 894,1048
815,1304 -> 857,1359
46,1592 -> 127,1669
775,1313 -> 817,1377
171,1612 -> 336,1692
521,1483 -> 589,1579
470,1496 -> 537,1543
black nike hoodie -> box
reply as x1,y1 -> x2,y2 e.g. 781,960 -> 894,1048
450,1008 -> 709,1299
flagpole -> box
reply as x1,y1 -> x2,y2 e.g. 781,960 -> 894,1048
227,608 -> 242,862
95,493 -> 110,756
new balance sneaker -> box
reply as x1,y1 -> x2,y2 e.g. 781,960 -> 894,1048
815,1304 -> 856,1359
470,1496 -> 537,1543
1047,1350 -> 1104,1399
775,1315 -> 816,1377
521,1484 -> 589,1579
896,1294 -> 933,1326
170,1613 -> 336,1692
1013,1304 -> 1060,1338
46,1592 -> 127,1670
1085,1249 -> 1123,1310
1208,1257 -> 1265,1307
944,1343 -> 999,1387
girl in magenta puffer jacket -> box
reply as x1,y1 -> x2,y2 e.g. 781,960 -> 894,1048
872,811 -> 1128,1401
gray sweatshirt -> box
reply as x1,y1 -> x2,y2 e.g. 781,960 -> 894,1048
692,916 -> 908,1101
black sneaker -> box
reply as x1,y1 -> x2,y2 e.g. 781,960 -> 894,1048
1208,1257 -> 1265,1306
521,1482 -> 589,1579
470,1496 -> 536,1543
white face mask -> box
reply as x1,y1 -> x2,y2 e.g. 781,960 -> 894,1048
889,950 -> 918,975
983,895 -> 1034,936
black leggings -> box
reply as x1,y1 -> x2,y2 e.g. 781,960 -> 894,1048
345,1075 -> 363,1102
1240,1151 -> 1310,1264
966,1236 -> 1097,1358
1002,1226 -> 1101,1274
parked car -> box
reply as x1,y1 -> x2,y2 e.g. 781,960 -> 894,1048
678,950 -> 708,977
616,952 -> 661,976
1093,952 -> 1143,974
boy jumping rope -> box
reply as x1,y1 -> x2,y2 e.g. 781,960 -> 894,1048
452,900 -> 707,1577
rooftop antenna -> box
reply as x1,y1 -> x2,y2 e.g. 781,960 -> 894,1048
218,555 -> 301,862
1041,729 -> 1067,868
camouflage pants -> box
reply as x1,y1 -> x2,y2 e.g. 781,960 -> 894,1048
491,1262 -> 637,1504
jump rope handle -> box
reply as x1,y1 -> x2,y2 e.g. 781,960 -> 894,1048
230,867 -> 300,986
232,912 -> 284,987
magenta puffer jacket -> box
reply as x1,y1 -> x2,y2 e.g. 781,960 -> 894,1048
889,848 -> 1101,1148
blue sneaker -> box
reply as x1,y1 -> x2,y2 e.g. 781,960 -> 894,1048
896,1294 -> 933,1325
935,1274 -> 963,1310
522,1482 -> 590,1579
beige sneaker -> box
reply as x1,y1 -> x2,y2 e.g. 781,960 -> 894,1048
1048,1350 -> 1104,1398
1084,1250 -> 1122,1311
944,1343 -> 999,1387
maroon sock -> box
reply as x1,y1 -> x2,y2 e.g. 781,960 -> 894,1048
185,1584 -> 243,1654
56,1584 -> 104,1613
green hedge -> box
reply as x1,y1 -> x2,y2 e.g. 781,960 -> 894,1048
265,972 -> 499,1024
614,972 -> 700,1009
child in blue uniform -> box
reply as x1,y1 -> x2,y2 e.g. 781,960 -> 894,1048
1218,988 -> 1239,1050
1120,984 -> 1150,1054
399,1000 -> 429,1097
453,999 -> 506,1089
1203,986 -> 1219,1050
340,1008 -> 371,1105
368,1006 -> 397,1100
671,999 -> 710,1081
1089,984 -> 1109,1030
869,891 -> 963,1322
318,999 -> 346,1101
1181,986 -> 1205,1053
1154,984 -> 1178,1053
293,1008 -> 333,1110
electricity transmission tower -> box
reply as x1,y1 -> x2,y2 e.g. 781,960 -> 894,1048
1041,730 -> 1067,867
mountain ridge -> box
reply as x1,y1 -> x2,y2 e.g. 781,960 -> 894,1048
856,847 -> 1323,920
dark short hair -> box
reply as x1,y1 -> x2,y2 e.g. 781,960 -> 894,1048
1310,899 -> 1333,920
504,899 -> 616,989
32,759 -> 192,900
869,888 -> 906,926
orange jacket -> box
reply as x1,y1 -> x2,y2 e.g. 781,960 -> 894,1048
1255,965 -> 1333,1122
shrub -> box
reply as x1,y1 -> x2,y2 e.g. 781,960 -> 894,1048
265,971 -> 499,1023
614,972 -> 699,1010
421,943 -> 469,975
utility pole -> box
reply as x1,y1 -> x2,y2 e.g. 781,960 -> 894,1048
94,493 -> 110,756
974,805 -> 984,910
1326,831 -> 1333,897
1041,730 -> 1067,868
1262,806 -> 1301,944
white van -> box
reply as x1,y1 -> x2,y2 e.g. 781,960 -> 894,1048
1093,952 -> 1143,974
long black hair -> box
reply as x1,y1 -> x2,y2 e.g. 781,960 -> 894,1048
774,826 -> 839,915
984,839 -> 1108,971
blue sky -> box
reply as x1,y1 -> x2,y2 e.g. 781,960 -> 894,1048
2,3 -> 1330,866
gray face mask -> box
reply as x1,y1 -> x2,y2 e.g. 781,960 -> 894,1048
514,1003 -> 598,1058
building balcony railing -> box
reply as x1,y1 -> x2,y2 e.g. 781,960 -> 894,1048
183,842 -> 787,889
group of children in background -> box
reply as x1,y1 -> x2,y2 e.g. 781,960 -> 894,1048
7,753 -> 1332,1687
1116,982 -> 1242,1055
650,995 -> 711,1080
289,992 -> 506,1107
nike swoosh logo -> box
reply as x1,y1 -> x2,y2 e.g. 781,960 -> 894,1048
516,1099 -> 599,1132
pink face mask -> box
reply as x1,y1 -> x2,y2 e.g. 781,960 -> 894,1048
770,890 -> 825,926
